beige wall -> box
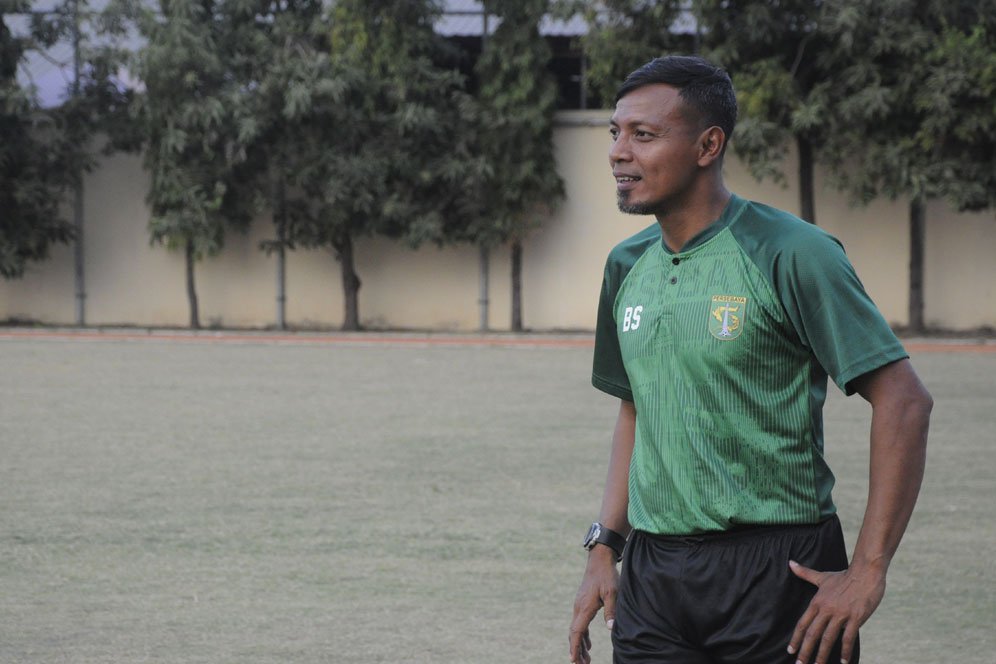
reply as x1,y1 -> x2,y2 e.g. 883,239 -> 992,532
922,202 -> 996,330
2,110 -> 994,331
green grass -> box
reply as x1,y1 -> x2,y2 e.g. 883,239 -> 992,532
1,337 -> 993,663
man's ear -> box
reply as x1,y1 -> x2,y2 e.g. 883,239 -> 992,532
697,126 -> 726,167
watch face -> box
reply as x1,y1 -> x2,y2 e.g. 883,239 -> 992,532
583,522 -> 601,549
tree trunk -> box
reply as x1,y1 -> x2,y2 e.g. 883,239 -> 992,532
185,238 -> 200,329
908,195 -> 926,334
478,244 -> 490,332
511,239 -> 523,332
336,234 -> 361,331
73,175 -> 86,326
71,0 -> 85,326
275,180 -> 287,331
797,134 -> 816,224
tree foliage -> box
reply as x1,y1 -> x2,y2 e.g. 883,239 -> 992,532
476,0 -> 563,245
322,0 -> 483,247
229,0 -> 332,240
0,8 -> 72,278
821,0 -> 996,212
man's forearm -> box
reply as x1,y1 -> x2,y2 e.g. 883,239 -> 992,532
851,388 -> 931,571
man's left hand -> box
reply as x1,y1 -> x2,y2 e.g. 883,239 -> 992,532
786,559 -> 886,664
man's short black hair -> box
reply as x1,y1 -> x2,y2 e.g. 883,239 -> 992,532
616,55 -> 738,144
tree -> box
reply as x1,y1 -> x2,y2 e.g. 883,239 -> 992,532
221,0 -> 317,330
819,0 -> 996,332
1,1 -> 129,282
134,0 -> 256,328
227,0 -> 351,330
288,0 -> 484,331
0,6 -> 74,279
475,0 -> 564,331
695,0 -> 833,224
39,0 -> 135,324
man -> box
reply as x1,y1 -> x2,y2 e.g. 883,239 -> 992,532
568,55 -> 932,664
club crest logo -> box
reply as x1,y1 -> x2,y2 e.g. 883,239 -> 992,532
709,295 -> 747,341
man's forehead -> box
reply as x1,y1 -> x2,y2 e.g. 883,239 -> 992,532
610,84 -> 684,125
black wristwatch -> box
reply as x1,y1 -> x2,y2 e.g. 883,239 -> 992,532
582,522 -> 626,562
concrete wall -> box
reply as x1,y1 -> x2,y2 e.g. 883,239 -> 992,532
2,110 -> 994,331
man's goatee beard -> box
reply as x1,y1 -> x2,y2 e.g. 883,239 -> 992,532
617,192 -> 657,216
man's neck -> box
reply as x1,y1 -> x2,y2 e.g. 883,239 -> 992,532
656,185 -> 732,253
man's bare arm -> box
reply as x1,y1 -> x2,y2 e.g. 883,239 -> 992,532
569,399 -> 636,664
789,358 -> 932,664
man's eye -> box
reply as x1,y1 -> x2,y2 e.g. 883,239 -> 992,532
609,128 -> 619,140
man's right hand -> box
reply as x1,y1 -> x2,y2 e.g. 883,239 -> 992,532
569,545 -> 620,664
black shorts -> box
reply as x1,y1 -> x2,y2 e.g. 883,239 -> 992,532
612,515 -> 859,664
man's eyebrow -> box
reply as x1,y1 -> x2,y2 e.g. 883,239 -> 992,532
613,119 -> 668,134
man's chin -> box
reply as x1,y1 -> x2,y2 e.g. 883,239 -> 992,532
617,194 -> 657,216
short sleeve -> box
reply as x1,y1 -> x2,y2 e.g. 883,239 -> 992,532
775,232 -> 908,395
592,259 -> 634,401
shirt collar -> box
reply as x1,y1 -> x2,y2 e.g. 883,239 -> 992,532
660,194 -> 746,254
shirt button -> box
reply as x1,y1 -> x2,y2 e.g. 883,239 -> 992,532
670,277 -> 678,285
672,257 -> 680,265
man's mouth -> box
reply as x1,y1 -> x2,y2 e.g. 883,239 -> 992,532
615,175 -> 641,190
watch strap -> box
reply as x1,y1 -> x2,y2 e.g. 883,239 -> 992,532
584,522 -> 627,562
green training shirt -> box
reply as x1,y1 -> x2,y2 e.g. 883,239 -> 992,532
592,194 -> 908,535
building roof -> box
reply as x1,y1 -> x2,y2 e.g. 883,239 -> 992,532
435,0 -> 589,37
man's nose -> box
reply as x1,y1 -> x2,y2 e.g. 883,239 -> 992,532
609,134 -> 631,163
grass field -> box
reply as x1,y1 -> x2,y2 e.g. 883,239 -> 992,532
1,332 -> 993,663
